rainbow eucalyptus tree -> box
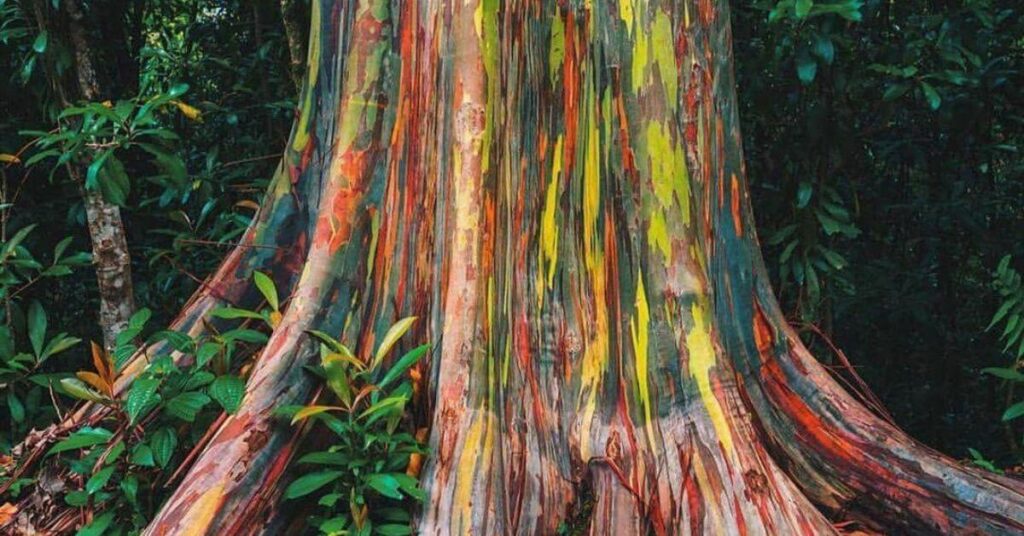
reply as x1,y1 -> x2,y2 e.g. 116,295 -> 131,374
15,0 -> 1024,534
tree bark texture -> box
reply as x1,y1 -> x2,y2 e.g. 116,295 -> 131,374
64,0 -> 137,350
16,1 -> 1024,535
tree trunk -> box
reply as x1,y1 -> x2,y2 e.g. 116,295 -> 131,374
14,1 -> 1024,534
64,0 -> 137,350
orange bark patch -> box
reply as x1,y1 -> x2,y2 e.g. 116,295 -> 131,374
730,174 -> 743,237
752,300 -> 774,356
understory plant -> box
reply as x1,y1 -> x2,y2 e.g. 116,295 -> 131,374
0,272 -> 277,534
281,318 -> 429,536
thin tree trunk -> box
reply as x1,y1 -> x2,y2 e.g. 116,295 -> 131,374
10,1 -> 1024,535
64,0 -> 136,350
279,0 -> 307,94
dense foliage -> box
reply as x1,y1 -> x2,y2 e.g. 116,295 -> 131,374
0,0 -> 1021,525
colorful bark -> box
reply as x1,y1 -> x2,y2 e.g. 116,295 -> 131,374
21,1 -> 1024,535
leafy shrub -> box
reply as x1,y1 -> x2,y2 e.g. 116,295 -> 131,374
281,318 -> 428,536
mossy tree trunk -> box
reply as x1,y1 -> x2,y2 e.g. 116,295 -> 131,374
17,1 -> 1024,534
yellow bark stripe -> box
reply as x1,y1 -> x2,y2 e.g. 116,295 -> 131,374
630,274 -> 657,447
686,302 -> 734,452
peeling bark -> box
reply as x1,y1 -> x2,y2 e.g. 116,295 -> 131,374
64,0 -> 136,350
14,1 -> 1024,535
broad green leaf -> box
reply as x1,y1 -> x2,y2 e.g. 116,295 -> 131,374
284,470 -> 343,499
796,181 -> 813,209
98,154 -> 130,206
796,52 -> 817,85
364,473 -> 403,499
883,82 -> 910,101
165,391 -> 211,422
920,82 -> 941,110
812,34 -> 835,65
121,474 -> 139,503
795,0 -> 813,18
1001,401 -> 1024,422
376,525 -> 412,536
167,83 -> 190,98
197,342 -> 221,368
47,427 -> 112,455
85,150 -> 112,191
253,271 -> 279,311
130,444 -> 155,467
371,317 -> 417,371
75,511 -> 114,536
27,300 -> 46,357
125,377 -> 161,424
322,353 -> 353,406
86,466 -> 114,494
297,451 -> 348,466
41,334 -> 81,362
7,391 -> 24,422
32,31 -> 47,53
151,428 -> 177,468
209,375 -> 246,414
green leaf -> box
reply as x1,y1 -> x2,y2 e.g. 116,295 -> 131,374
85,150 -> 112,191
376,524 -> 413,536
151,428 -> 177,468
0,224 -> 36,263
812,35 -> 835,65
378,344 -> 429,390
130,444 -> 155,467
796,53 -> 817,85
190,345 -> 219,373
121,474 -> 139,503
86,466 -> 114,494
290,405 -> 342,425
981,367 -> 1024,382
253,271 -> 279,311
167,83 -> 190,98
1001,401 -> 1024,422
210,307 -> 264,320
372,317 -> 418,371
125,377 -> 161,424
7,391 -> 24,423
65,490 -> 89,507
27,300 -> 46,357
32,31 -> 47,53
59,378 -> 106,403
165,391 -> 211,422
98,154 -> 130,206
127,307 -> 151,330
75,511 -> 114,536
920,82 -> 941,110
47,427 -> 112,455
359,395 -> 407,425
364,473 -> 403,500
297,451 -> 348,466
796,181 -> 813,209
284,470 -> 343,499
209,375 -> 246,414
795,0 -> 813,18
987,298 -> 1017,330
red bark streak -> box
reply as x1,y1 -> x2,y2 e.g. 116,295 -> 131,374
730,173 -> 743,236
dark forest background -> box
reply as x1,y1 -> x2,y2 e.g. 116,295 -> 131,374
1,0 -> 1021,470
